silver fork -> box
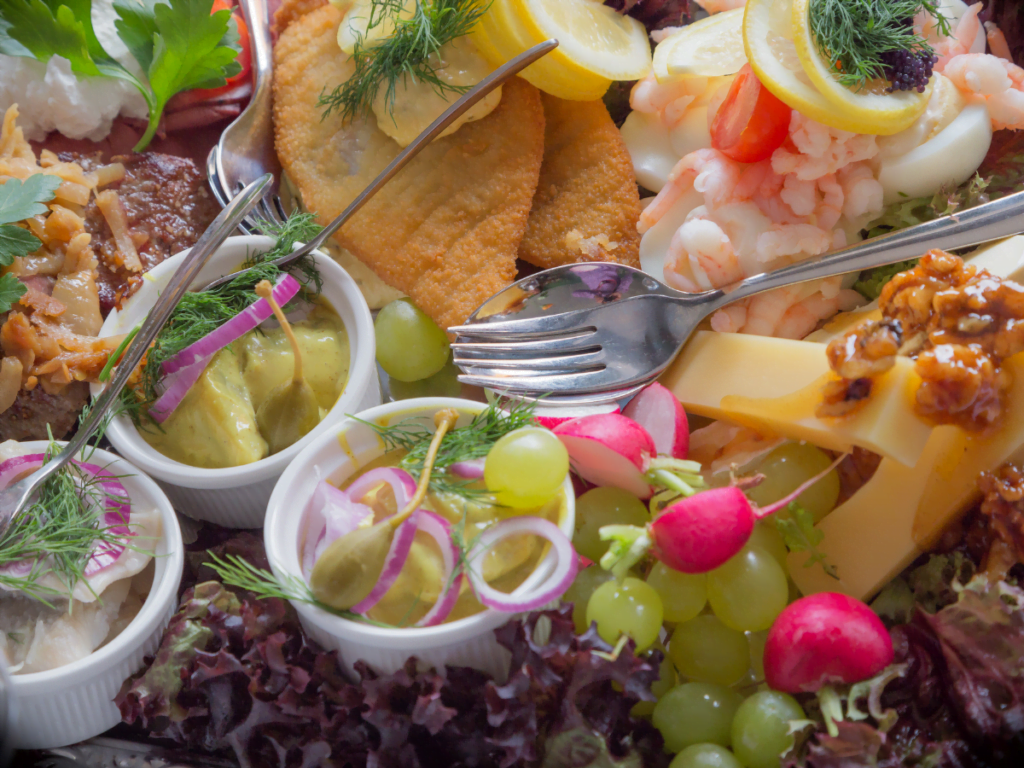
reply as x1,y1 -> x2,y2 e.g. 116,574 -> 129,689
200,39 -> 559,292
207,0 -> 284,233
0,175 -> 271,539
451,187 -> 1024,402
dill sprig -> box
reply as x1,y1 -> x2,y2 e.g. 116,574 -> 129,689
206,553 -> 394,627
356,398 -> 536,499
809,0 -> 950,89
119,212 -> 324,424
317,0 -> 489,124
0,439 -> 134,604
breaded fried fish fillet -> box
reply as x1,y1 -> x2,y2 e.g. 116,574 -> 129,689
519,94 -> 641,270
273,5 -> 546,330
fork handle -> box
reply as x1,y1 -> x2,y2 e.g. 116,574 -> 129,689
703,188 -> 1024,312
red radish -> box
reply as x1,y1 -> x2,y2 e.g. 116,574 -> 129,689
649,486 -> 754,573
623,383 -> 689,459
554,413 -> 655,498
764,593 -> 894,693
534,402 -> 620,431
601,453 -> 846,576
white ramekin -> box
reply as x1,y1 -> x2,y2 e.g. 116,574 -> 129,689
95,235 -> 381,528
264,398 -> 576,681
7,443 -> 184,749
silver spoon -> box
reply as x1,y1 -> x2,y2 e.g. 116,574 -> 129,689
0,174 -> 272,538
200,38 -> 559,292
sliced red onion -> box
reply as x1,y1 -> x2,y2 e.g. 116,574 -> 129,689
350,508 -> 422,615
413,511 -> 463,628
301,470 -> 373,577
0,454 -> 133,581
466,517 -> 577,613
161,273 -> 301,376
148,355 -> 213,423
448,459 -> 485,480
345,467 -> 416,510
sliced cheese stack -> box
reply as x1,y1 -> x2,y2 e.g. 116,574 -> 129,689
660,331 -> 933,467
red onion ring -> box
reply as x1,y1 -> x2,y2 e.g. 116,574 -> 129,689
345,467 -> 416,510
0,454 -> 132,581
413,511 -> 463,627
148,356 -> 212,423
301,473 -> 373,577
466,517 -> 577,613
161,273 -> 301,376
350,508 -> 422,615
448,459 -> 485,480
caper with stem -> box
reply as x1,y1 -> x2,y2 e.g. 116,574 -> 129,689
309,408 -> 460,610
253,280 -> 321,454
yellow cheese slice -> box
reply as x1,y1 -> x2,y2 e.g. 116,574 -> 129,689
660,331 -> 934,466
790,351 -> 1024,600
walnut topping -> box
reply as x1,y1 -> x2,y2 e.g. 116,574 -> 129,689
822,249 -> 1024,431
817,375 -> 873,418
978,463 -> 1024,571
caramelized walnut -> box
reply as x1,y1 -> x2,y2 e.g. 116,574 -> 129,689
826,320 -> 902,380
978,463 -> 1024,569
823,249 -> 1024,431
817,376 -> 873,418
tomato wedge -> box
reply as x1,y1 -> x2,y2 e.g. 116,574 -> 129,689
710,64 -> 792,164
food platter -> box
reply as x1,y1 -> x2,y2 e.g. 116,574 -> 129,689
3,0 -> 1024,766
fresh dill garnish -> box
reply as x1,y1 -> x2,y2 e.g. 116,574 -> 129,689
356,398 -> 536,499
317,0 -> 489,124
206,553 -> 394,627
0,436 -> 134,605
809,0 -> 950,90
119,211 -> 324,424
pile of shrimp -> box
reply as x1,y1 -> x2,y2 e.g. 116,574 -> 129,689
635,107 -> 874,339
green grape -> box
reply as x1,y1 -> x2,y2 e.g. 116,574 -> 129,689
647,562 -> 707,623
746,522 -> 788,573
632,647 -> 676,717
586,577 -> 664,652
562,565 -> 614,634
670,744 -> 743,768
485,427 -> 569,507
731,691 -> 805,768
653,683 -> 744,752
747,443 -> 840,523
374,299 -> 450,382
574,487 -> 649,562
669,615 -> 749,686
707,546 -> 788,632
388,356 -> 461,400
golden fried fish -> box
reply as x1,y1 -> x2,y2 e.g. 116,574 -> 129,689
519,94 -> 641,270
273,4 -> 546,331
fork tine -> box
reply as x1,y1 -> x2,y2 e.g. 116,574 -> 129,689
454,351 -> 604,373
450,314 -> 596,338
456,366 -> 646,395
495,381 -> 654,406
451,330 -> 599,358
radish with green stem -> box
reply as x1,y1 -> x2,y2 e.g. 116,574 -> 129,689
601,454 -> 845,576
763,592 -> 893,693
554,413 -> 657,498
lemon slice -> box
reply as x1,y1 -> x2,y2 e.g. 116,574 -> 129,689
653,9 -> 746,81
473,0 -> 612,101
516,0 -> 652,82
790,0 -> 930,136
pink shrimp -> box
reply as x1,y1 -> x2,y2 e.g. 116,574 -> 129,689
665,216 -> 744,291
638,149 -> 745,234
741,286 -> 805,336
710,303 -> 748,333
631,73 -> 709,128
774,289 -> 861,340
944,53 -> 1024,129
935,3 -> 983,71
985,21 -> 1015,63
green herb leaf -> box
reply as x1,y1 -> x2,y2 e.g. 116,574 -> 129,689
808,0 -> 950,90
0,225 -> 40,264
0,273 -> 27,313
772,502 -> 839,580
0,174 -> 62,225
318,0 -> 489,124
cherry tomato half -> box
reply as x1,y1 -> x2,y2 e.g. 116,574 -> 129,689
710,64 -> 792,164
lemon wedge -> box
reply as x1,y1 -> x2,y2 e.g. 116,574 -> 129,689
790,0 -> 930,135
653,9 -> 746,81
474,0 -> 650,100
